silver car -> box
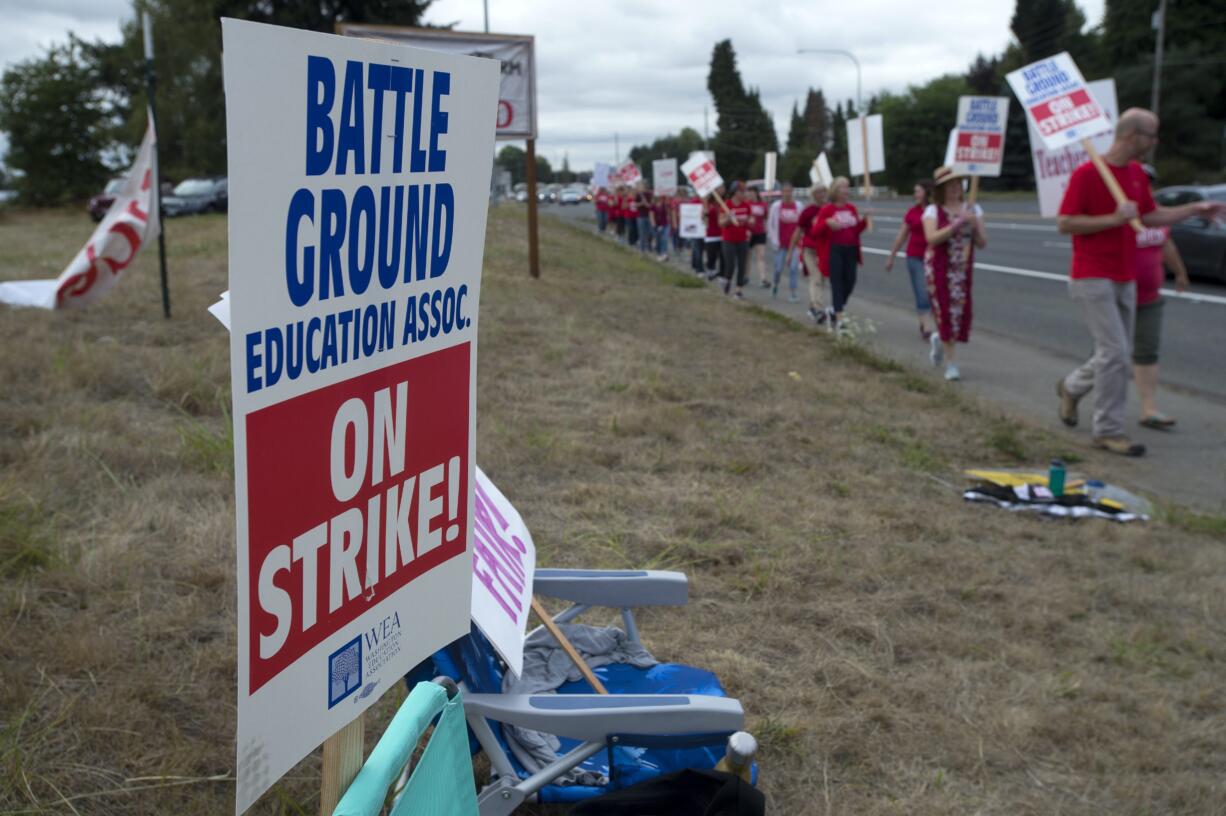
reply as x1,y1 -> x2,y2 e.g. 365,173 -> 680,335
1155,185 -> 1226,282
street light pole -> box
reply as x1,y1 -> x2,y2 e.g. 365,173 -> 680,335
797,48 -> 870,197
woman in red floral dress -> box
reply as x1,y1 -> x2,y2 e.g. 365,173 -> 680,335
922,166 -> 987,381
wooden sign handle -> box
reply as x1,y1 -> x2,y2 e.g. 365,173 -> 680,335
967,175 -> 980,208
320,714 -> 365,816
1082,138 -> 1143,233
860,115 -> 872,199
531,597 -> 608,694
711,189 -> 732,215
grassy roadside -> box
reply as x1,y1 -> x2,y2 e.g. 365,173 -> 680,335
3,204 -> 1226,814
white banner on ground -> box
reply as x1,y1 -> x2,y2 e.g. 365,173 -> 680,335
952,96 -> 1010,177
847,115 -> 885,176
617,160 -> 642,187
809,152 -> 833,188
222,19 -> 498,812
471,467 -> 535,677
338,24 -> 535,140
1028,78 -> 1118,217
764,151 -> 777,191
1006,52 -> 1112,151
592,162 -> 611,188
652,158 -> 678,195
678,202 -> 704,238
0,119 -> 159,310
682,153 -> 723,198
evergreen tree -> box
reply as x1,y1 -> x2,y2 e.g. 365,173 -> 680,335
706,40 -> 775,180
803,89 -> 829,151
829,102 -> 848,175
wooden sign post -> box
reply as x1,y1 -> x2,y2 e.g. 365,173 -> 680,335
319,716 -> 365,816
1082,138 -> 1143,233
859,115 -> 872,198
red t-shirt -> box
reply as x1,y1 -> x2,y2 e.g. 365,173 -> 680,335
651,201 -> 669,226
705,201 -> 723,238
595,191 -> 609,212
904,205 -> 927,258
1134,226 -> 1168,306
749,202 -> 767,235
1058,160 -> 1156,282
722,202 -> 752,243
777,201 -> 801,247
797,203 -> 822,248
623,195 -> 639,219
817,203 -> 865,245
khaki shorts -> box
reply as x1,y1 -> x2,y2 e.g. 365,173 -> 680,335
1132,298 -> 1164,365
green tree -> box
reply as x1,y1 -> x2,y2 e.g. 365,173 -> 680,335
706,40 -> 776,181
0,38 -> 124,204
627,127 -> 705,168
875,74 -> 970,192
496,145 -> 526,185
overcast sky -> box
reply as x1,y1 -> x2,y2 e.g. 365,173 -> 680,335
0,0 -> 1107,171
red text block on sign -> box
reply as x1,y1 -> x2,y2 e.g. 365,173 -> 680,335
1029,89 -> 1100,138
246,343 -> 470,693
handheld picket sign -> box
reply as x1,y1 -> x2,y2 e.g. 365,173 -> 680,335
678,203 -> 704,238
652,158 -> 678,195
846,115 -> 884,196
809,152 -> 833,188
1006,52 -> 1139,232
763,152 -> 777,192
1027,79 -> 1118,218
617,160 -> 643,187
952,96 -> 1010,183
682,153 -> 731,216
221,19 -> 499,814
592,162 -> 611,188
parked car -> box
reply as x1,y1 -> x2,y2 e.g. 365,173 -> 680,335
515,189 -> 529,203
88,178 -> 126,222
1155,185 -> 1226,282
558,187 -> 584,205
163,177 -> 228,216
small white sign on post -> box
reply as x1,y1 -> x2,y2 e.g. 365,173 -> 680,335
652,158 -> 678,195
593,162 -> 611,188
222,19 -> 499,813
847,115 -> 885,176
617,160 -> 642,187
471,467 -> 535,677
763,151 -> 777,191
678,202 -> 704,238
1005,52 -> 1113,151
682,153 -> 724,199
1028,78 -> 1119,217
809,152 -> 833,188
952,96 -> 1010,177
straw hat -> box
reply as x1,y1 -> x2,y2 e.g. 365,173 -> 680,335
932,165 -> 969,187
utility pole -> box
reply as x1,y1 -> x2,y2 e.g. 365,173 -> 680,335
483,0 -> 489,32
1150,0 -> 1167,115
704,106 -> 709,149
143,12 -> 170,319
614,132 -> 619,163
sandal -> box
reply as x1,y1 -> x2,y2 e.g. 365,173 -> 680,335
1139,414 -> 1176,430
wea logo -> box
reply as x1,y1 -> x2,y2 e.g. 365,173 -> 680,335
327,636 -> 362,708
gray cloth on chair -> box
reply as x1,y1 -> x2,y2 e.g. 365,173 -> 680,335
501,623 -> 658,786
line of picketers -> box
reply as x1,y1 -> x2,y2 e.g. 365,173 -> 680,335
592,170 -> 986,383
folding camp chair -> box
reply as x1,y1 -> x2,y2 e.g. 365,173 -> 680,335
407,568 -> 755,816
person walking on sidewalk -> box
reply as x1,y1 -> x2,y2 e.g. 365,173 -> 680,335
1132,166 -> 1191,430
922,167 -> 987,381
704,189 -> 725,280
1055,108 -> 1226,456
787,183 -> 829,323
767,182 -> 802,301
812,177 -> 869,333
885,181 -> 937,340
720,182 -> 753,298
651,191 -> 672,261
636,185 -> 654,256
595,187 -> 610,234
748,187 -> 770,288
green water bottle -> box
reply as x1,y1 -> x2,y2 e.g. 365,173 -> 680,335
1048,459 -> 1066,497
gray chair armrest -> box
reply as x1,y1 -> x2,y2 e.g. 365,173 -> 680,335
532,569 -> 688,608
464,693 -> 743,741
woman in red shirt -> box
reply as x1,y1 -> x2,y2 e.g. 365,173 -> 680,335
610,187 -> 624,241
703,189 -> 725,279
748,187 -> 769,288
786,184 -> 828,323
623,185 -> 640,248
922,166 -> 987,381
885,181 -> 936,339
594,187 -> 610,234
719,182 -> 753,298
812,177 -> 869,331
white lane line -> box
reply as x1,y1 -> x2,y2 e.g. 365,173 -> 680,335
859,246 -> 1226,306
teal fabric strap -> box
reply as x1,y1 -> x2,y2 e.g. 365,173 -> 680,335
333,682 -> 478,816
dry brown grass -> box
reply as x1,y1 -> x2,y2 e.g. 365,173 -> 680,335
2,203 -> 1226,814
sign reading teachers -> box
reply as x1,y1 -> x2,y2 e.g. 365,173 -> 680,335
1006,52 -> 1112,150
952,96 -> 1010,177
221,20 -> 498,813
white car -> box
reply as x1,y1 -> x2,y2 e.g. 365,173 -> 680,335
559,188 -> 583,205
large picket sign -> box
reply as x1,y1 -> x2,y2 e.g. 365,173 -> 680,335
682,153 -> 723,198
952,96 -> 1010,177
0,119 -> 159,310
222,20 -> 498,812
809,152 -> 833,188
847,115 -> 885,176
1028,79 -> 1118,217
592,162 -> 611,188
617,160 -> 643,187
678,203 -> 704,238
652,158 -> 678,195
1006,52 -> 1112,150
